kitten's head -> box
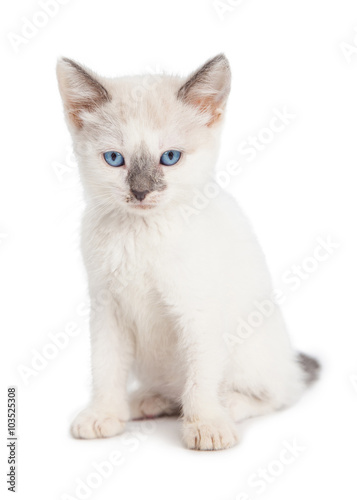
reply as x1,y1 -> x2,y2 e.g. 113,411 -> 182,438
57,54 -> 231,216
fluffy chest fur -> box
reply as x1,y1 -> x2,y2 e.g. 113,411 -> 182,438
83,209 -> 187,394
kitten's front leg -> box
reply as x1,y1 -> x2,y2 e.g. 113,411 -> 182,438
178,316 -> 239,451
157,261 -> 239,450
71,291 -> 133,439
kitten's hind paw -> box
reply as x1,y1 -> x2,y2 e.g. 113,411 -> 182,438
71,408 -> 126,439
130,393 -> 179,420
182,416 -> 239,451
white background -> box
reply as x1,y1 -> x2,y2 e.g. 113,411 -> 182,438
1,0 -> 357,499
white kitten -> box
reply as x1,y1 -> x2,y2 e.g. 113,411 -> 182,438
57,54 -> 319,450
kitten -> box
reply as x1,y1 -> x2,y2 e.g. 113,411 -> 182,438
56,54 -> 319,450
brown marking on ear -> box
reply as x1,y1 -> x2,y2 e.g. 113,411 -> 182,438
57,58 -> 111,128
189,97 -> 225,127
177,54 -> 231,127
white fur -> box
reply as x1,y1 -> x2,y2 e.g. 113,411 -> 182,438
57,55 -> 309,450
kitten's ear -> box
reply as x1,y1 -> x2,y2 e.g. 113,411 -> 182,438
177,54 -> 231,126
56,58 -> 111,129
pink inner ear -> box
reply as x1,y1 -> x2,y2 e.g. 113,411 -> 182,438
65,96 -> 93,129
191,95 -> 223,127
64,85 -> 105,129
65,101 -> 84,128
177,54 -> 230,127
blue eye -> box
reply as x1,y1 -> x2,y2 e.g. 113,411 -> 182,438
160,150 -> 181,166
103,151 -> 125,167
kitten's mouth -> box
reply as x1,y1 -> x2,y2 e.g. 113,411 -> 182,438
131,203 -> 156,210
126,194 -> 160,210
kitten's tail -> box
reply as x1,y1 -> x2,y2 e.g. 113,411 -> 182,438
297,352 -> 321,386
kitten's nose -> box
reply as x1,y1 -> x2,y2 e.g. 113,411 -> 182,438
131,189 -> 150,202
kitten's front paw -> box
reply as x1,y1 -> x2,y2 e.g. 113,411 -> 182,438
182,416 -> 239,451
71,408 -> 126,439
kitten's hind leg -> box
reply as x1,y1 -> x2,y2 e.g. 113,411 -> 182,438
129,390 -> 180,420
224,391 -> 278,422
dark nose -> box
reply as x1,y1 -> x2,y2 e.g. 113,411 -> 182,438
131,189 -> 150,202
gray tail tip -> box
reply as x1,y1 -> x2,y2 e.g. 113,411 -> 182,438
297,352 -> 321,385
